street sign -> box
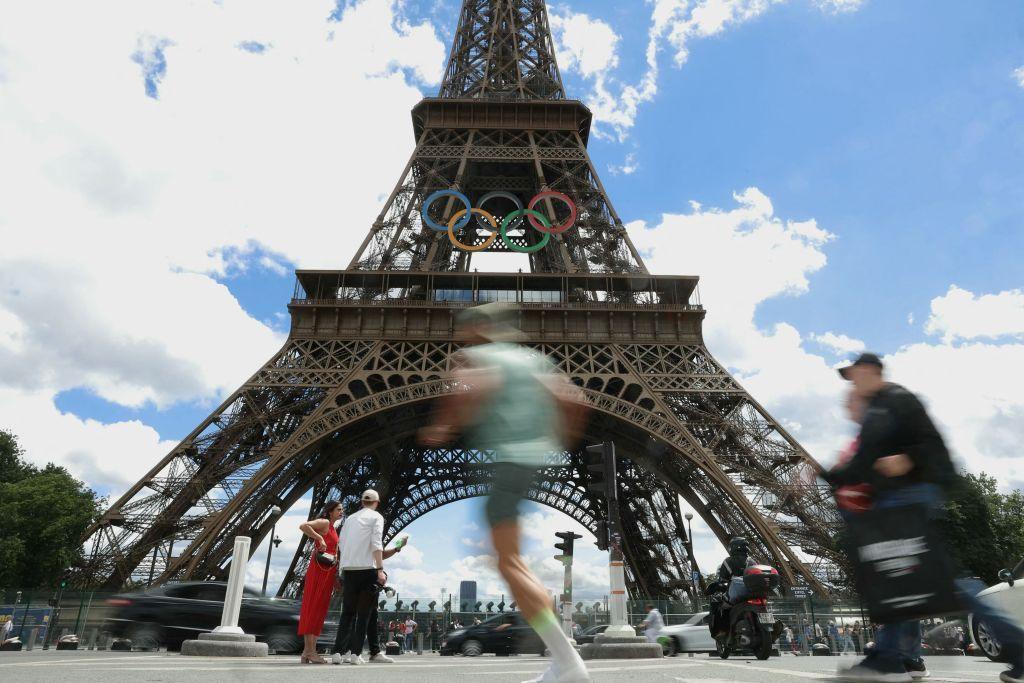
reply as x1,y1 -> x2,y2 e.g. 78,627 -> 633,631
790,586 -> 813,598
692,571 -> 700,583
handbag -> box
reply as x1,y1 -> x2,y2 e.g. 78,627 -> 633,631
845,502 -> 962,623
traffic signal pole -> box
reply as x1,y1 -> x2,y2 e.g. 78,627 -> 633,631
554,531 -> 582,641
584,442 -> 633,638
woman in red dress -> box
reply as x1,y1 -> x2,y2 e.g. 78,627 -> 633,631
297,500 -> 343,663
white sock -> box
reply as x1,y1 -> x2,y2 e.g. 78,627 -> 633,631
528,610 -> 585,671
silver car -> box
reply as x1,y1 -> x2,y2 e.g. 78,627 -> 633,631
968,557 -> 1024,663
658,612 -> 718,656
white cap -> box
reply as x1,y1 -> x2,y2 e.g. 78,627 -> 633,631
361,489 -> 380,502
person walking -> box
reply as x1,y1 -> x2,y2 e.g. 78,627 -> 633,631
405,616 -> 417,653
296,500 -> 343,664
330,489 -> 403,665
420,303 -> 591,683
638,605 -> 665,644
820,353 -> 1023,683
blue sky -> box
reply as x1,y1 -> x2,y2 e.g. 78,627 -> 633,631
2,0 -> 1023,598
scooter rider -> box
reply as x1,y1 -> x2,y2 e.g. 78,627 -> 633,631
709,537 -> 757,637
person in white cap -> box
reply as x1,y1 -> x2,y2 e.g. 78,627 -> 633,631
331,489 -> 402,665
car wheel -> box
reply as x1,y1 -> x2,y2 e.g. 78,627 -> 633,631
127,623 -> 162,651
461,639 -> 483,657
264,627 -> 302,654
972,617 -> 1005,662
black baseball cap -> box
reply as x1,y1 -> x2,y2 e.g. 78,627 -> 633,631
838,353 -> 884,380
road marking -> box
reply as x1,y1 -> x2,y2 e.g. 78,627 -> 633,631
700,659 -> 1003,682
0,655 -> 170,667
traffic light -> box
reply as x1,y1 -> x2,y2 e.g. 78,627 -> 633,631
594,519 -> 609,551
554,531 -> 583,562
584,442 -> 617,500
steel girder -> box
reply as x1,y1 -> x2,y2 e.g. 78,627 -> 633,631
77,335 -> 842,595
440,0 -> 564,101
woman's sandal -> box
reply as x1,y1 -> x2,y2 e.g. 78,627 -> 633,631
300,653 -> 327,664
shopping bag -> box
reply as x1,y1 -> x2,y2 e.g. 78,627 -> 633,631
846,503 -> 961,623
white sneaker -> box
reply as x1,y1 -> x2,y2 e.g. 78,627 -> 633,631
330,652 -> 346,665
369,653 -> 395,663
348,654 -> 366,665
522,663 -> 590,683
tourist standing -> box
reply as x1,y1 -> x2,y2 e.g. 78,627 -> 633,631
420,304 -> 591,683
297,500 -> 343,664
405,616 -> 417,652
331,489 -> 403,665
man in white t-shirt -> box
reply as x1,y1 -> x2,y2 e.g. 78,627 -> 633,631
638,605 -> 664,644
404,617 -> 417,652
331,489 -> 403,665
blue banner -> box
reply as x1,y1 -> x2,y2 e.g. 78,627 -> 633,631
0,605 -> 53,640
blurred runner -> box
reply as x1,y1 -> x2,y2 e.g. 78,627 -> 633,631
420,303 -> 590,683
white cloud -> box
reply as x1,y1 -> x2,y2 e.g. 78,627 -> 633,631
924,285 -> 1024,342
608,152 -> 640,176
630,188 -> 1024,490
814,0 -> 864,13
812,331 -> 866,356
0,0 -> 446,488
1013,65 -> 1024,89
552,1 -> 863,138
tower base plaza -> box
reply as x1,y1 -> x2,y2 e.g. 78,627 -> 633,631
0,650 -> 1009,682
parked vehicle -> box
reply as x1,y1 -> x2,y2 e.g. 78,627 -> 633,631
574,624 -> 609,645
439,613 -> 545,657
102,581 -> 334,653
968,557 -> 1024,663
659,612 -> 717,656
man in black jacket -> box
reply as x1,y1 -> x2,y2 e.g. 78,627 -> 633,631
826,354 -> 1022,683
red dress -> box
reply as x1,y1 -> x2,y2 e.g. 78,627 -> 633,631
297,525 -> 338,636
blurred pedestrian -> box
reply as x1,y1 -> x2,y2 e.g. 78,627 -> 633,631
297,500 -> 343,664
420,303 -> 591,683
638,605 -> 664,644
820,353 -> 1022,683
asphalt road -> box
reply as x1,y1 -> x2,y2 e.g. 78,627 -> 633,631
0,650 -> 1013,682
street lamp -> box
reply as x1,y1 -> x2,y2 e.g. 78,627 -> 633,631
684,512 -> 701,597
261,505 -> 283,597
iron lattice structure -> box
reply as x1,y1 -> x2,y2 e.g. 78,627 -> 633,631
76,0 -> 843,598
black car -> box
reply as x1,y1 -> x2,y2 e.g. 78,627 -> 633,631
440,613 -> 546,657
574,624 -> 609,645
102,581 -> 334,653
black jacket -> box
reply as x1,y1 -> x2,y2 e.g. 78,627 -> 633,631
823,383 -> 955,493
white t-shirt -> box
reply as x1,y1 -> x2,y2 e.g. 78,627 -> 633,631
337,506 -> 385,570
642,609 -> 664,636
405,619 -> 417,633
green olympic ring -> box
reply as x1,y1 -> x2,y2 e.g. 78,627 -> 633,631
501,209 -> 551,253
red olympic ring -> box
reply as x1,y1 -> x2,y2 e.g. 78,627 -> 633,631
527,191 -> 577,234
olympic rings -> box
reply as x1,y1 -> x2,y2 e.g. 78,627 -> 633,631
421,190 -> 577,251
501,209 -> 551,253
527,191 -> 577,234
475,191 -> 524,231
448,208 -> 498,252
422,190 -> 472,232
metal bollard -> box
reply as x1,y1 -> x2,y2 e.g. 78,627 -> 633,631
416,632 -> 423,655
26,627 -> 38,651
86,628 -> 98,650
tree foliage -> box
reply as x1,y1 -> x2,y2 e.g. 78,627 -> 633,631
940,472 -> 1024,584
0,430 -> 105,590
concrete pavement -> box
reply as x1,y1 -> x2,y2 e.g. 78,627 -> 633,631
0,650 -> 1013,682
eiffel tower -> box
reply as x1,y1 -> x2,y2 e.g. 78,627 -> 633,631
77,0 -> 842,597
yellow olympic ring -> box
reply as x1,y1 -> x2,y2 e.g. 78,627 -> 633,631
448,208 -> 498,252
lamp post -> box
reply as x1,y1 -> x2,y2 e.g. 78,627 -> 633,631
261,506 -> 283,597
684,512 -> 701,601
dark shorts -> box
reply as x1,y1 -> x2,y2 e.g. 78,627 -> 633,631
485,462 -> 538,527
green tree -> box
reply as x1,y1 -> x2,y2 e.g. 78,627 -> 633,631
0,430 -> 105,590
940,472 -> 1024,584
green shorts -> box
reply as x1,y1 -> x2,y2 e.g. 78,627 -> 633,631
485,462 -> 538,527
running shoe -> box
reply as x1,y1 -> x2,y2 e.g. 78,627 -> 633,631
838,656 -> 912,682
903,658 -> 930,679
369,653 -> 395,663
330,652 -> 347,665
1000,668 -> 1023,683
